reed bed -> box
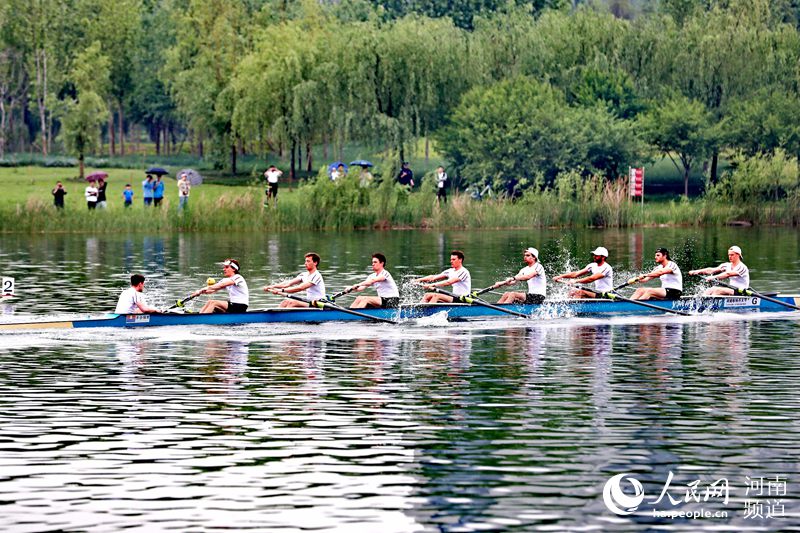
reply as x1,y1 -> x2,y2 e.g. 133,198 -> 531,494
2,172 -> 799,233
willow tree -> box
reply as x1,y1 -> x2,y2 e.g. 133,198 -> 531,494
370,15 -> 471,162
58,42 -> 110,178
164,0 -> 253,172
77,0 -> 143,156
231,10 -> 331,178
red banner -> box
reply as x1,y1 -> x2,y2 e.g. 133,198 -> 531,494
629,167 -> 644,197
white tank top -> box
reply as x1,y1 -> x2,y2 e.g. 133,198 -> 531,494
226,274 -> 249,305
658,260 -> 682,291
367,269 -> 399,298
441,267 -> 471,297
586,262 -> 613,293
718,261 -> 750,289
518,263 -> 546,296
302,270 -> 326,300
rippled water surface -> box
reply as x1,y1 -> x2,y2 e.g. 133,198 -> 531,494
2,228 -> 800,531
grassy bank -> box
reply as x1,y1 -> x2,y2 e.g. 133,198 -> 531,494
1,166 -> 797,233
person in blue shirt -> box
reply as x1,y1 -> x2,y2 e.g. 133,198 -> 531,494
153,176 -> 165,207
142,175 -> 154,206
122,184 -> 134,207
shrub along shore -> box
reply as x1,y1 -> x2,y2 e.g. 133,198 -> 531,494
1,166 -> 799,233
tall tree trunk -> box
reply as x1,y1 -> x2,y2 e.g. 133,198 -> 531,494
323,134 -> 328,159
154,123 -> 161,155
118,102 -> 125,156
35,50 -> 48,156
198,132 -> 203,158
231,141 -> 237,174
79,152 -> 85,179
0,98 -> 5,159
709,152 -> 718,186
306,141 -> 312,173
425,135 -> 429,163
684,167 -> 690,198
108,103 -> 115,157
290,139 -> 296,180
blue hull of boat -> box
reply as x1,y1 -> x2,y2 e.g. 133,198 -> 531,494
1,295 -> 798,330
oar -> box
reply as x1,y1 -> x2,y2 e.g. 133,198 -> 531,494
274,291 -> 398,324
570,283 -> 691,316
430,287 -> 530,318
702,277 -> 800,312
613,277 -> 640,292
164,277 -> 217,312
470,277 -> 516,298
326,286 -> 356,302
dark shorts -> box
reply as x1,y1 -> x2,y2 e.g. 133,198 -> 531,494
664,288 -> 683,300
153,197 -> 163,206
267,183 -> 278,197
144,198 -> 153,205
124,201 -> 132,207
380,297 -> 400,308
524,293 -> 546,304
437,188 -> 447,199
227,302 -> 248,313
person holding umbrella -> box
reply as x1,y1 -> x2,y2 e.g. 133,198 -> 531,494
142,175 -> 154,206
153,175 -> 165,207
96,178 -> 108,209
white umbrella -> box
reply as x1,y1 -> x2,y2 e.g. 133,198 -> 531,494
177,168 -> 203,186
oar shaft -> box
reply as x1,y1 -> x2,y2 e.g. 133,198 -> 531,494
574,284 -> 691,316
276,291 -> 398,324
706,278 -> 800,311
432,288 -> 529,318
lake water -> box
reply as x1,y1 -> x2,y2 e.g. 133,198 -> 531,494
1,227 -> 800,531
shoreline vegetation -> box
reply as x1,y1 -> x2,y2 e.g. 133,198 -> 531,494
2,165 -> 798,234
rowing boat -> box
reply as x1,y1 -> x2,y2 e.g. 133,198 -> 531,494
1,294 -> 798,330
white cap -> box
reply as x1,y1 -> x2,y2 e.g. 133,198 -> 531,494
591,246 -> 609,257
524,247 -> 539,258
728,245 -> 743,258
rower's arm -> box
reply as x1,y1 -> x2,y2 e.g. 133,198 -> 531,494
689,267 -> 721,276
553,268 -> 586,281
415,273 -> 446,284
576,272 -> 604,284
284,281 -> 313,294
136,300 -> 160,314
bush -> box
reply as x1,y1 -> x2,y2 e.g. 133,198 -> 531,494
707,150 -> 799,203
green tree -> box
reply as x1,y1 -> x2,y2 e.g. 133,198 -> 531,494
58,42 -> 110,178
638,95 -> 717,197
437,77 -> 641,190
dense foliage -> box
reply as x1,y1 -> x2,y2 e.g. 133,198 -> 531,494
2,0 -> 800,202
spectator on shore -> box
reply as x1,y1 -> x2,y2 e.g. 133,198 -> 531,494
96,178 -> 108,209
143,175 -> 154,206
153,176 -> 165,207
178,173 -> 191,210
85,182 -> 99,210
330,164 -> 345,182
397,161 -> 414,189
264,165 -> 281,207
52,181 -> 67,209
359,167 -> 373,188
123,184 -> 134,208
436,166 -> 448,205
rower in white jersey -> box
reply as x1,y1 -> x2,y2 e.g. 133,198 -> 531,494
552,246 -> 614,299
630,247 -> 683,300
413,250 -> 472,303
490,247 -> 547,304
115,274 -> 161,314
263,252 -> 326,308
688,245 -> 750,296
193,258 -> 250,313
345,253 -> 401,309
